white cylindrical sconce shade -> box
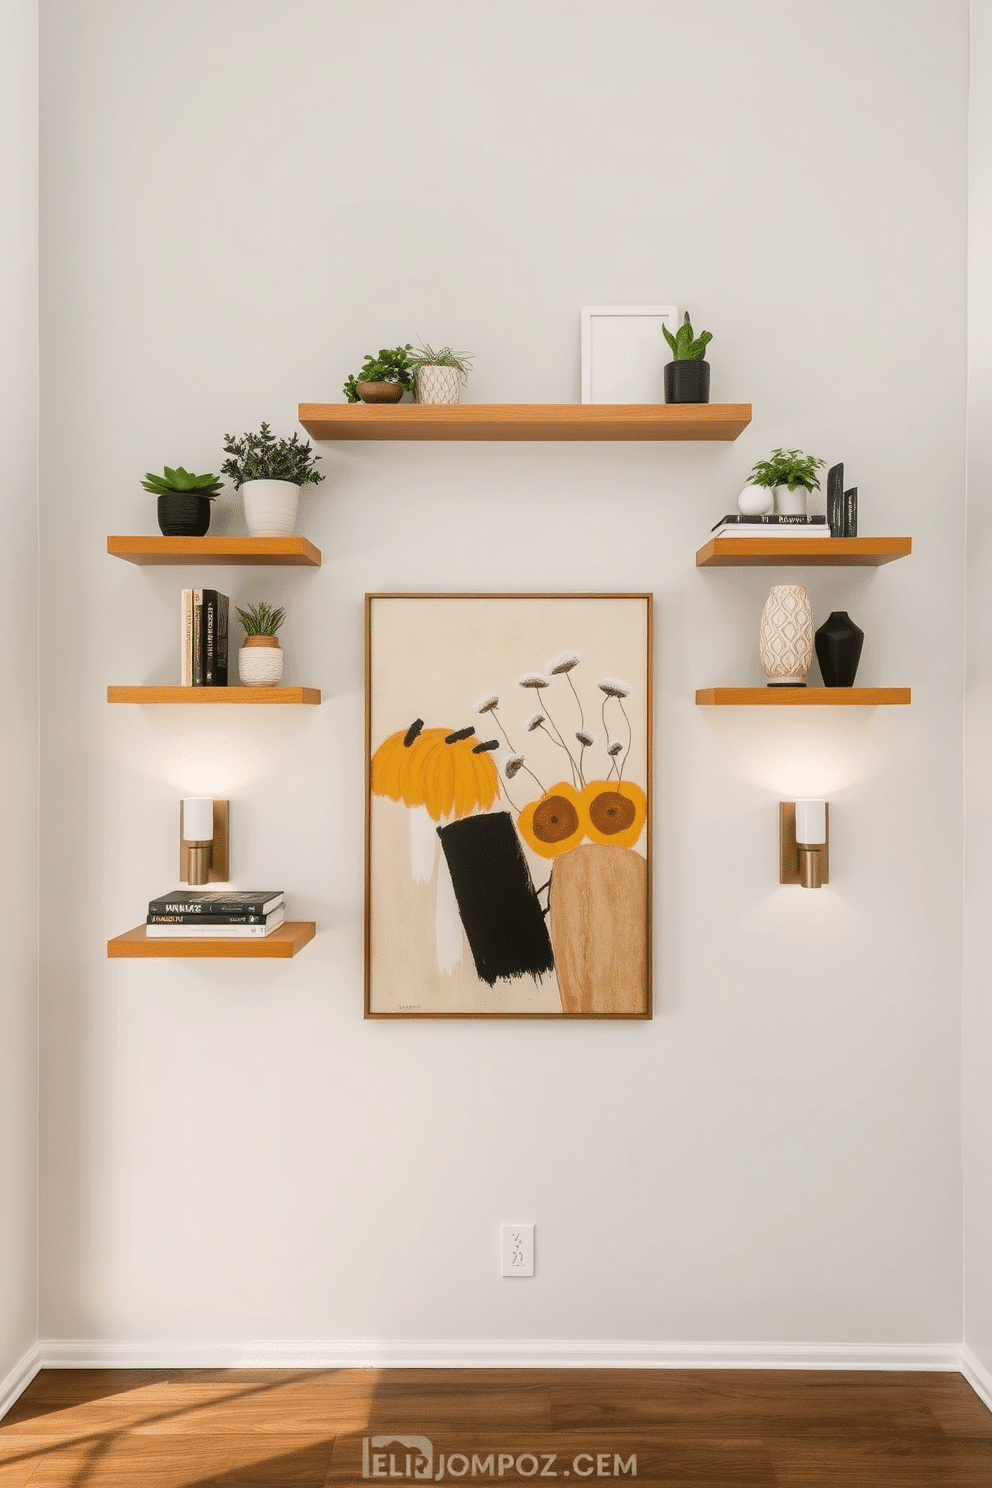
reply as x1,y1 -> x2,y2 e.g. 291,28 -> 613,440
182,797 -> 214,843
795,799 -> 827,845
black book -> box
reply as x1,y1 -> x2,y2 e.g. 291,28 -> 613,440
202,590 -> 230,686
843,486 -> 858,538
826,463 -> 844,537
712,513 -> 827,529
147,910 -> 279,926
147,889 -> 285,916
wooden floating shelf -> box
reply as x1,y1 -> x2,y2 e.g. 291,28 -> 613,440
696,536 -> 912,568
107,536 -> 321,567
108,922 -> 316,958
298,402 -> 752,442
696,687 -> 911,707
107,686 -> 321,705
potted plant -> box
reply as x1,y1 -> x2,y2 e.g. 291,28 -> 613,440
747,447 -> 826,516
235,600 -> 286,687
407,343 -> 474,406
220,422 -> 324,537
662,311 -> 713,404
141,466 -> 223,537
343,345 -> 415,404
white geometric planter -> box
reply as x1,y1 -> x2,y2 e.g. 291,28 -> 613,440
241,480 -> 300,537
238,639 -> 284,687
414,365 -> 462,405
759,585 -> 813,685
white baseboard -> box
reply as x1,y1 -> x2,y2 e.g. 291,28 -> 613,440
961,1345 -> 992,1410
0,1342 -> 41,1421
36,1337 -> 965,1372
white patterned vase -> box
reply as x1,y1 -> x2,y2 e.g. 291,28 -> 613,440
238,638 -> 284,687
414,365 -> 461,405
241,480 -> 300,537
758,585 -> 813,685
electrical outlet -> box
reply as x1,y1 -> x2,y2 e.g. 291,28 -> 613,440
500,1223 -> 534,1277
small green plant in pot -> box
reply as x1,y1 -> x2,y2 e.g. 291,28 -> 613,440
142,466 -> 223,537
408,343 -> 474,406
343,345 -> 415,404
662,312 -> 713,404
221,422 -> 323,538
235,600 -> 286,687
746,447 -> 825,515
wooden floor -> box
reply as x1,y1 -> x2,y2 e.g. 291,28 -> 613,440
1,1368 -> 991,1486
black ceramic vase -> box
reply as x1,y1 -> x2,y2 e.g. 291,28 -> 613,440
157,492 -> 211,537
814,610 -> 865,687
664,359 -> 710,404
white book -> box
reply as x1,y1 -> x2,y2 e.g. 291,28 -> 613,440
181,589 -> 193,686
146,909 -> 286,939
711,524 -> 832,538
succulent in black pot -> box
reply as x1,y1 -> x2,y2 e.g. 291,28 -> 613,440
662,311 -> 712,403
142,466 -> 223,537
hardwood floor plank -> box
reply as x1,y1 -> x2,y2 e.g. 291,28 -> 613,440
13,1433 -> 336,1487
765,1432 -> 992,1486
915,1374 -> 992,1437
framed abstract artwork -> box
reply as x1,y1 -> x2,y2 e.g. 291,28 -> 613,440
580,305 -> 679,403
365,593 -> 652,1018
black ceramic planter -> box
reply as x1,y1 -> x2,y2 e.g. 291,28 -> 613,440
664,359 -> 710,404
815,611 -> 865,687
157,492 -> 211,537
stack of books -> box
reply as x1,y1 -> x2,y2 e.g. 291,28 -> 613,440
710,514 -> 830,539
145,890 -> 285,938
181,589 -> 230,686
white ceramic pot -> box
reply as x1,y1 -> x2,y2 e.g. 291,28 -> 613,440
241,480 -> 300,537
758,585 -> 813,685
415,365 -> 462,405
238,637 -> 284,687
774,484 -> 808,516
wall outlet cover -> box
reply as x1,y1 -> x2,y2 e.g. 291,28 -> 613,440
500,1223 -> 534,1277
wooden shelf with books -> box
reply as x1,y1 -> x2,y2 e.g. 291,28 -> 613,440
696,536 -> 912,568
107,686 -> 321,705
298,402 -> 752,442
107,536 -> 321,566
108,922 -> 316,958
695,687 -> 911,707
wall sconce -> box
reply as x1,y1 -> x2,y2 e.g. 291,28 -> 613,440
180,798 -> 229,885
780,800 -> 829,889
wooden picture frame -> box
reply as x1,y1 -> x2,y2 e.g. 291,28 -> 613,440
580,305 -> 679,404
365,593 -> 652,1019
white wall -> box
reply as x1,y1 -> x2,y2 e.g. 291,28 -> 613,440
0,0 -> 38,1392
965,0 -> 992,1387
39,0 -> 969,1353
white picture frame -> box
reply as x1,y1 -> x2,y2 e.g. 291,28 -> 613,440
580,305 -> 679,405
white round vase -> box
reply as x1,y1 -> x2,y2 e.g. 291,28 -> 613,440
414,365 -> 461,405
238,638 -> 284,687
774,484 -> 808,516
759,585 -> 813,685
241,480 -> 300,537
738,484 -> 774,516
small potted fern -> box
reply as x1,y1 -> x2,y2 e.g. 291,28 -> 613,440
142,465 -> 223,536
408,343 -> 474,405
343,345 -> 415,404
662,311 -> 712,404
236,600 -> 286,687
747,447 -> 825,516
221,422 -> 324,537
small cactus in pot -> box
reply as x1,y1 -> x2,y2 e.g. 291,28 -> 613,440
236,600 -> 286,687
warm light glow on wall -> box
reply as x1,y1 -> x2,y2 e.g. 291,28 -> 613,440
155,733 -> 269,796
739,736 -> 862,798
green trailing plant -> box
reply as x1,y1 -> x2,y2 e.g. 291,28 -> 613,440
141,466 -> 223,499
235,600 -> 286,636
407,342 -> 474,382
343,344 -> 415,402
748,447 -> 826,492
220,422 -> 324,489
662,311 -> 712,362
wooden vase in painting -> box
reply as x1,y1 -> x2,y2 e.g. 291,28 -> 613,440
548,844 -> 647,1014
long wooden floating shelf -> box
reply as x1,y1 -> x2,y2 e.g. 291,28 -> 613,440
298,402 -> 752,442
108,922 -> 316,958
108,686 -> 321,705
696,687 -> 911,707
107,536 -> 321,567
696,536 -> 912,567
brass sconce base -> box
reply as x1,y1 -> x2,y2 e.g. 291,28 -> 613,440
780,801 -> 829,888
179,800 -> 229,884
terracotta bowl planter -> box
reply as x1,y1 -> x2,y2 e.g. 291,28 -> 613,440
357,381 -> 404,404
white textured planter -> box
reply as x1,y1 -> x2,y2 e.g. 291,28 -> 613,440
774,484 -> 808,516
241,480 -> 300,537
759,585 -> 813,685
238,639 -> 284,687
414,365 -> 462,405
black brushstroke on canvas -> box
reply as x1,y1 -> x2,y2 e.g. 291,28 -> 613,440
445,726 -> 476,743
403,718 -> 424,747
438,812 -> 555,986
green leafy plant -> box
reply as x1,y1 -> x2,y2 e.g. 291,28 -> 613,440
235,600 -> 286,636
343,345 -> 415,402
141,466 -> 223,500
662,311 -> 712,362
220,422 -> 324,489
748,447 -> 826,492
407,343 -> 474,382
